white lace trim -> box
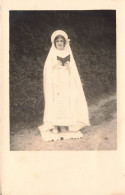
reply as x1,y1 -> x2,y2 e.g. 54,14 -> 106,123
39,130 -> 83,142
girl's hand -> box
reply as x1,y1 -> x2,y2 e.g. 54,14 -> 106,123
53,60 -> 62,69
65,61 -> 70,70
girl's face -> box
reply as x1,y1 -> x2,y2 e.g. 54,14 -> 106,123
55,37 -> 65,50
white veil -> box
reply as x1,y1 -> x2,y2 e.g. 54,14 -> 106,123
40,30 -> 90,132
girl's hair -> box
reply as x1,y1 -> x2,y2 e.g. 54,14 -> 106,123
54,35 -> 66,47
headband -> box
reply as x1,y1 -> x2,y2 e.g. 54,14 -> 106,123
51,30 -> 70,43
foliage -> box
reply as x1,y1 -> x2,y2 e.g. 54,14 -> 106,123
9,10 -> 116,124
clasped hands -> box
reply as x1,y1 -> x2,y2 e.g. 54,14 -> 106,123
53,60 -> 70,70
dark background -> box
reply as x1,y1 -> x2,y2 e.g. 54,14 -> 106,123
9,10 -> 116,126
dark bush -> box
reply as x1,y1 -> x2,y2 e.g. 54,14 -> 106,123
9,10 -> 116,124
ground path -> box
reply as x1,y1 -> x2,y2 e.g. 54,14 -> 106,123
10,94 -> 117,151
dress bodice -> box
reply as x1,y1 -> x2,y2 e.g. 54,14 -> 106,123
54,48 -> 69,58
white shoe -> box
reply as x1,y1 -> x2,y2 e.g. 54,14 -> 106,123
61,126 -> 67,133
53,127 -> 58,134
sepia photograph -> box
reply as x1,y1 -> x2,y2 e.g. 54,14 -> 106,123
1,1 -> 125,195
9,10 -> 116,151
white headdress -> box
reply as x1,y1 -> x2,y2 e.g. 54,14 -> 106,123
51,30 -> 68,43
48,30 -> 71,55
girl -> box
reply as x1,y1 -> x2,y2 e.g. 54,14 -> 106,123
38,30 -> 90,141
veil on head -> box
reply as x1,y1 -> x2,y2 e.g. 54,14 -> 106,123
51,30 -> 69,43
50,30 -> 71,52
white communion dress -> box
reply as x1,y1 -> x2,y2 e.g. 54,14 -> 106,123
38,30 -> 90,141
